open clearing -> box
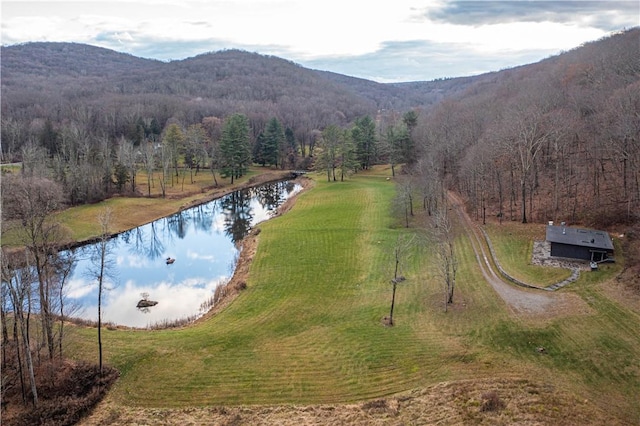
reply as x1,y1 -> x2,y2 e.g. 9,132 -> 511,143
67,170 -> 639,425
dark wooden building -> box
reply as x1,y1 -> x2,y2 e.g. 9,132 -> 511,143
546,225 -> 614,262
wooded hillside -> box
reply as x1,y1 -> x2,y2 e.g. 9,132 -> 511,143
411,28 -> 639,227
2,29 -> 639,226
0,40 -> 483,155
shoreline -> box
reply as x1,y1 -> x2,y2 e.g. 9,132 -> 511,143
192,175 -> 313,327
55,175 -> 312,331
1,170 -> 298,263
71,170 -> 298,251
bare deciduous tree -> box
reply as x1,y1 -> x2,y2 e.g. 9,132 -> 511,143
141,139 -> 156,197
431,204 -> 458,312
394,176 -> 416,228
387,235 -> 413,326
87,208 -> 117,375
2,175 -> 68,360
1,251 -> 39,406
500,103 -> 549,224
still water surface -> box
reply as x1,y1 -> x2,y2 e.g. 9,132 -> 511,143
67,181 -> 301,328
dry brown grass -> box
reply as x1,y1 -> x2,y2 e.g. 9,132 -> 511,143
80,377 -> 619,426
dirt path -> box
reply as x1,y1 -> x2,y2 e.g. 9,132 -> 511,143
447,192 -> 591,319
76,186 -> 610,426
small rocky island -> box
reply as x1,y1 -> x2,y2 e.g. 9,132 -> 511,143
136,293 -> 158,309
136,298 -> 158,308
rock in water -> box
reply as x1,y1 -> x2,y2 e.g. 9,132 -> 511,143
137,299 -> 158,308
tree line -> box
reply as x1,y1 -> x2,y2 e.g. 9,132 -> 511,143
1,28 -> 638,413
406,28 -> 640,228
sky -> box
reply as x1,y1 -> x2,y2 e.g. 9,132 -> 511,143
2,1 -> 638,82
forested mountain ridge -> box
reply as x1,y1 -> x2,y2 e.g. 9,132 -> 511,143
1,44 -> 402,123
1,42 -> 161,78
2,29 -> 638,228
1,41 -> 474,140
411,27 -> 640,229
1,41 -> 469,110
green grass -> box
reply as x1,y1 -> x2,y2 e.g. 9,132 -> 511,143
67,173 -> 508,406
64,173 -> 640,422
484,222 -> 573,286
1,196 -> 191,246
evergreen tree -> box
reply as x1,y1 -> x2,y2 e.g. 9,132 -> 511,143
253,132 -> 266,166
387,122 -> 410,177
40,119 -> 59,156
338,131 -> 358,181
402,110 -> 418,164
220,113 -> 251,184
149,117 -> 162,139
284,127 -> 298,169
262,117 -> 284,168
352,115 -> 377,170
113,162 -> 130,193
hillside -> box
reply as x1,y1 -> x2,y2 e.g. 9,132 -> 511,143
1,44 -> 414,130
0,42 -> 478,146
1,29 -> 638,228
0,42 -> 464,109
0,42 -> 161,78
410,28 -> 640,227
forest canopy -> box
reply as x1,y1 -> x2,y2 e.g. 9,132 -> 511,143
1,28 -> 639,225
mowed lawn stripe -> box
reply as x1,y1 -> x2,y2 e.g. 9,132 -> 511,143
70,175 -> 466,407
64,173 -> 640,421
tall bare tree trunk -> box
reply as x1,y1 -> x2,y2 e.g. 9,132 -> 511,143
95,208 -> 113,376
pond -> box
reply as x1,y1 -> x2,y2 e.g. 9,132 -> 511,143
65,180 -> 301,328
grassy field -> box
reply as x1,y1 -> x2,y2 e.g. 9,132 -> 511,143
483,222 -> 573,286
1,167 -> 278,246
61,170 -> 639,422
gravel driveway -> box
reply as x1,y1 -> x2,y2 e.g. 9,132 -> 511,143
448,192 -> 591,319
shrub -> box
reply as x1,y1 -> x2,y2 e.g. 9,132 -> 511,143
480,390 -> 505,412
4,361 -> 119,426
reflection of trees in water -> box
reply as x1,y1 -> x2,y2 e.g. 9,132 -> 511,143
122,223 -> 165,261
158,219 -> 176,254
223,181 -> 299,243
192,203 -> 215,232
119,203 -> 216,262
252,181 -> 296,212
253,182 -> 278,211
166,210 -> 187,239
221,190 -> 253,243
31,180 -> 302,327
81,181 -> 297,265
164,203 -> 218,239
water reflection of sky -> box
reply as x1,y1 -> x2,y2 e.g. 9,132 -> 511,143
66,181 -> 301,328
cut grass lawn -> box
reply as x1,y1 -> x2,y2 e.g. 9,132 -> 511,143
62,171 -> 639,423
484,222 -> 573,286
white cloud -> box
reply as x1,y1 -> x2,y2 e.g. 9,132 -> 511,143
66,277 -> 95,299
116,252 -> 150,268
186,249 -> 217,262
82,276 -> 228,327
2,1 -> 637,81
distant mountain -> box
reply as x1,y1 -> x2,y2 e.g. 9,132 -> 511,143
2,30 -> 636,148
2,30 -> 638,228
1,42 -> 161,79
0,43 -> 465,123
